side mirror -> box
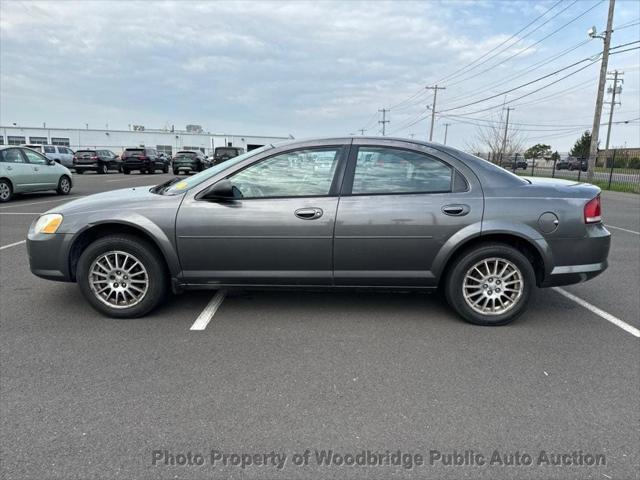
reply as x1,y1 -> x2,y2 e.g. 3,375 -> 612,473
47,159 -> 55,166
201,179 -> 235,201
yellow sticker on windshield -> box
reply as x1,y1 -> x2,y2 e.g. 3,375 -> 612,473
174,181 -> 188,190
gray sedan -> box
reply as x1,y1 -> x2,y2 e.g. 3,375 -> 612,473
26,137 -> 610,325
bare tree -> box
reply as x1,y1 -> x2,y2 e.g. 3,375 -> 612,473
465,112 -> 526,163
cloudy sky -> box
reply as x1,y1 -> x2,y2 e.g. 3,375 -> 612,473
1,0 -> 638,151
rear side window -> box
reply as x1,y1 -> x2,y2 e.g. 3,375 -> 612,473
351,147 -> 452,195
44,146 -> 56,154
0,149 -> 25,163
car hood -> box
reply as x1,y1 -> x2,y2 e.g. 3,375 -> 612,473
45,185 -> 182,216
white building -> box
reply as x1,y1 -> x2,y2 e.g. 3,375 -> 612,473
0,125 -> 288,156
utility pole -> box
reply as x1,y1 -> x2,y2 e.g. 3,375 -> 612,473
443,123 -> 451,145
500,107 -> 514,166
604,70 -> 623,151
587,0 -> 616,181
426,85 -> 446,141
378,109 -> 390,136
358,128 -> 367,136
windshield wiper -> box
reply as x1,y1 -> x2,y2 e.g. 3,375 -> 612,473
150,177 -> 181,194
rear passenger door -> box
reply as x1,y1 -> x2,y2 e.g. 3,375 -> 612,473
0,148 -> 34,191
333,140 -> 483,287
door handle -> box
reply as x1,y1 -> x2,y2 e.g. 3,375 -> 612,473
295,207 -> 323,220
33,167 -> 39,172
6,166 -> 12,171
442,204 -> 470,216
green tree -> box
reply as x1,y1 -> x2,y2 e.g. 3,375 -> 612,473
524,143 -> 552,159
569,131 -> 591,158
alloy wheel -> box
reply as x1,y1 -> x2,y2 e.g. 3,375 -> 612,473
88,250 -> 149,309
60,177 -> 70,193
462,257 -> 523,316
0,182 -> 10,200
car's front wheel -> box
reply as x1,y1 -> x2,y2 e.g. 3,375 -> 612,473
77,234 -> 167,318
98,162 -> 109,174
444,243 -> 535,326
57,175 -> 71,195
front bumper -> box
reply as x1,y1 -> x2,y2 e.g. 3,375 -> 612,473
27,231 -> 74,282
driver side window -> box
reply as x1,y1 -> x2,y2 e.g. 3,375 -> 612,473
22,148 -> 48,165
229,148 -> 341,198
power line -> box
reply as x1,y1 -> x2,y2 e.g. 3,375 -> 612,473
433,0 -> 567,85
443,0 -> 603,89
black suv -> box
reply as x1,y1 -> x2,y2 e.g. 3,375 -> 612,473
568,157 -> 588,171
213,146 -> 244,165
172,150 -> 207,174
73,150 -> 121,174
121,147 -> 169,174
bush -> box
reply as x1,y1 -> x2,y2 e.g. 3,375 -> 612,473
627,157 -> 640,169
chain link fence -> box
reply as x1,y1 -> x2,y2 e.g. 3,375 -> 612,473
476,150 -> 640,194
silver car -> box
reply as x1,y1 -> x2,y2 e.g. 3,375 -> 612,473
26,137 -> 610,325
0,146 -> 73,202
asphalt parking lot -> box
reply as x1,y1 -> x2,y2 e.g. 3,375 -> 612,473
1,173 -> 638,480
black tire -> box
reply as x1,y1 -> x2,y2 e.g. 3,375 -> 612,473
0,178 -> 13,202
444,243 -> 535,326
98,162 -> 108,174
76,169 -> 84,174
173,168 -> 179,175
76,234 -> 168,318
56,175 -> 72,195
122,168 -> 130,175
163,164 -> 169,174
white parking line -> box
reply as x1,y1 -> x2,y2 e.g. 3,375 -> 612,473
0,212 -> 42,215
607,224 -> 640,235
553,287 -> 640,338
0,240 -> 26,251
0,196 -> 85,209
190,290 -> 227,331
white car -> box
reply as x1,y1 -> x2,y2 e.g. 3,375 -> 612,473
42,145 -> 75,168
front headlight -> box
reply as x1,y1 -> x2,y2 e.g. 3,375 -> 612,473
34,214 -> 63,234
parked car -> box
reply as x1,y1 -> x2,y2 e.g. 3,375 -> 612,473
0,146 -> 72,202
569,157 -> 588,171
509,157 -> 528,170
120,147 -> 168,174
73,150 -> 121,174
43,145 -> 75,168
555,158 -> 571,170
27,137 -> 609,326
212,146 -> 244,165
172,150 -> 207,174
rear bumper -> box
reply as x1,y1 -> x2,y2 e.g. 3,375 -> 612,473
173,161 -> 200,170
541,224 -> 611,287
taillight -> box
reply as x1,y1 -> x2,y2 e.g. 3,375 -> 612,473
73,155 -> 77,164
584,195 -> 602,224
91,155 -> 98,160
139,155 -> 148,161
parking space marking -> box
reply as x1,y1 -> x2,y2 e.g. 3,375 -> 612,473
553,287 -> 640,338
190,290 -> 227,331
0,240 -> 26,251
0,196 -> 85,209
0,212 -> 42,215
607,225 -> 640,235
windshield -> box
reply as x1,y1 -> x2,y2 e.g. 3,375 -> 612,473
216,148 -> 239,157
175,152 -> 198,158
163,145 -> 273,195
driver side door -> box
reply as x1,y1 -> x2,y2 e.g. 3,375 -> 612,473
176,145 -> 348,286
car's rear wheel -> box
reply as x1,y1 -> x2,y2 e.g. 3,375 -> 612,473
122,168 -> 130,174
444,243 -> 535,326
76,169 -> 84,174
57,175 -> 71,195
77,235 -> 167,318
163,164 -> 169,174
0,179 -> 13,202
